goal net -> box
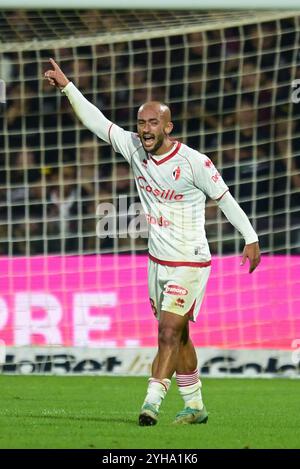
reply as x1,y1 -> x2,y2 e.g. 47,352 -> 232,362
0,9 -> 300,376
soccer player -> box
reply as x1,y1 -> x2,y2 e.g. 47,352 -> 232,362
45,59 -> 261,426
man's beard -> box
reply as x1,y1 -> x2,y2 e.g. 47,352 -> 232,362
142,134 -> 164,154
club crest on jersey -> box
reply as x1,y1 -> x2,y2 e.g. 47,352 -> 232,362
172,166 -> 181,181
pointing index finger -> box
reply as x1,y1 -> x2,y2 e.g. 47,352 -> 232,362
49,58 -> 59,70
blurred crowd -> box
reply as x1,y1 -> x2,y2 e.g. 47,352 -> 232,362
0,11 -> 300,256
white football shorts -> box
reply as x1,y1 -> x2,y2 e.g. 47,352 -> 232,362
148,259 -> 211,321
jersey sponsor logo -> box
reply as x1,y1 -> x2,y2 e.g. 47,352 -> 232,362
146,214 -> 170,227
211,171 -> 220,183
205,158 -> 213,168
172,166 -> 181,181
164,284 -> 188,296
137,176 -> 184,200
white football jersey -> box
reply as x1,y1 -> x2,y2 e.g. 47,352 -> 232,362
108,123 -> 228,266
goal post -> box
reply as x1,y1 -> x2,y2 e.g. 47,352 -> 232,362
1,1 -> 300,9
0,8 -> 300,377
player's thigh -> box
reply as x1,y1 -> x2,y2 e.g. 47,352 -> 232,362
161,265 -> 211,321
159,308 -> 189,334
148,259 -> 161,319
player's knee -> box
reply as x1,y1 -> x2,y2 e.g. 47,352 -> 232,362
158,324 -> 181,347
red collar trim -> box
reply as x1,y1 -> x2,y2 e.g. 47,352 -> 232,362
150,141 -> 181,166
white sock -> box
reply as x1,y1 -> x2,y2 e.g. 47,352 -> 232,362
142,377 -> 171,412
176,369 -> 204,410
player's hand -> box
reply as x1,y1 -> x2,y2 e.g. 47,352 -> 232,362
44,58 -> 70,89
240,241 -> 261,273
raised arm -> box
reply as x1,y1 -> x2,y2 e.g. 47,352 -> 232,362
44,58 -> 112,144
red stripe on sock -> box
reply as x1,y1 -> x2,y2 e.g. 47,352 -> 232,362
176,369 -> 199,387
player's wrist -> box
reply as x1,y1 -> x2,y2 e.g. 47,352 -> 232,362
245,235 -> 259,245
60,80 -> 71,92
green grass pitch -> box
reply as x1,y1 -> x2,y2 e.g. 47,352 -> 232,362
0,375 -> 299,449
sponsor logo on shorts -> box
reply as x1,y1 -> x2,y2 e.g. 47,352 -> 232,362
164,284 -> 188,296
175,298 -> 185,308
149,298 -> 158,318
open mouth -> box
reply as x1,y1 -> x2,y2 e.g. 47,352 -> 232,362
143,135 -> 155,147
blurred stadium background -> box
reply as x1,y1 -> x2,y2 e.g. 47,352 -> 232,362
0,6 -> 300,378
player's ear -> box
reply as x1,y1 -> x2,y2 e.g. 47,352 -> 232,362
165,121 -> 173,135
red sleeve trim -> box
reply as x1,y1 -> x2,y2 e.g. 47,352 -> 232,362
215,189 -> 229,201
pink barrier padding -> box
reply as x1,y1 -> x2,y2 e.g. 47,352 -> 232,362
0,255 -> 299,349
